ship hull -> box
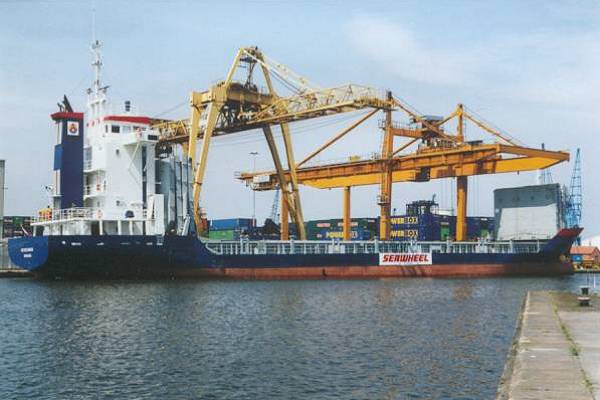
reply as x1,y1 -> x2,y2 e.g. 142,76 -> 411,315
8,230 -> 579,280
199,262 -> 573,280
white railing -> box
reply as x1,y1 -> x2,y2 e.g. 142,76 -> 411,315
204,239 -> 544,256
33,207 -> 149,224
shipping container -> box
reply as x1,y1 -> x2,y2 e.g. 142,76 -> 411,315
305,217 -> 378,240
210,218 -> 254,231
208,229 -> 239,240
3,216 -> 32,238
322,227 -> 372,241
440,225 -> 451,240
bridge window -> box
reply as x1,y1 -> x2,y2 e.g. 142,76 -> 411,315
111,125 -> 120,133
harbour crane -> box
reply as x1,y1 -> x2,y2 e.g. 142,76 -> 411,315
153,46 -> 570,242
152,47 -> 389,239
238,100 -> 570,241
565,148 -> 582,228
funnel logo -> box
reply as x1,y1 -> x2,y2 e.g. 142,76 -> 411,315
379,252 -> 432,266
67,121 -> 79,136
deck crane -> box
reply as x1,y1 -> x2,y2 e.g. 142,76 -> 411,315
152,47 -> 389,239
239,99 -> 570,241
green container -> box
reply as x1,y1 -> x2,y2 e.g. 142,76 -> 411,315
208,229 -> 237,240
440,226 -> 450,240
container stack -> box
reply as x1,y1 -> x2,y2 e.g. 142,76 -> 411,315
2,216 -> 32,239
305,218 -> 377,241
390,214 -> 494,241
208,218 -> 254,240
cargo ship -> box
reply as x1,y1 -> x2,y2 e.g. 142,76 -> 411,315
8,41 -> 582,279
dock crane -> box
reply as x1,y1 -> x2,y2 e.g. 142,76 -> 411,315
153,46 -> 570,242
238,99 -> 570,241
152,47 -> 389,239
565,148 -> 582,228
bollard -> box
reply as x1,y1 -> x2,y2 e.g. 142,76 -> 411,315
581,286 -> 590,296
578,296 -> 591,307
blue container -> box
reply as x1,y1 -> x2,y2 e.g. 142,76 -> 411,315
317,227 -> 372,241
210,218 -> 254,231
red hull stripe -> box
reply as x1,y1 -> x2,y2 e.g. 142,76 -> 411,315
170,262 -> 574,280
104,115 -> 151,124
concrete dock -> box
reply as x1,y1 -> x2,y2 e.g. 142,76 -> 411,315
0,268 -> 33,278
497,291 -> 600,399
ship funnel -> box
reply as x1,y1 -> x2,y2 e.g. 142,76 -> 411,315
125,100 -> 131,113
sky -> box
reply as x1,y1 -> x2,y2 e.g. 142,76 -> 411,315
0,0 -> 598,236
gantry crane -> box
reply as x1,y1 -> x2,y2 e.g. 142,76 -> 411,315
152,47 -> 389,239
238,98 -> 570,241
153,46 -> 570,242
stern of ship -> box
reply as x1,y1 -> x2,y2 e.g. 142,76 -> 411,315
8,236 -> 49,272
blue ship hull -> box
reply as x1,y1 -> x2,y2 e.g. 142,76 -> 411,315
8,229 -> 581,279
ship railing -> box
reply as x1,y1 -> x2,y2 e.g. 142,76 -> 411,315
33,207 -> 151,224
203,239 -> 545,256
33,207 -> 95,223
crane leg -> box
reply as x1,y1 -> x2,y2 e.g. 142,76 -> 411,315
379,91 -> 394,240
343,186 -> 351,241
187,103 -> 201,163
456,176 -> 468,241
191,102 -> 219,232
280,189 -> 289,240
280,123 -> 306,240
262,125 -> 296,240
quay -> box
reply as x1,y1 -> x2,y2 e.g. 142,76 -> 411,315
0,268 -> 32,278
0,241 -> 31,277
497,291 -> 600,399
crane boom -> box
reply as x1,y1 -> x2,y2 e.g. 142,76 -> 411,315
153,84 -> 387,145
152,47 -> 389,239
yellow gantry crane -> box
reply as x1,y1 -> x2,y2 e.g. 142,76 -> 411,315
152,47 -> 389,239
153,46 -> 569,242
238,99 -> 569,241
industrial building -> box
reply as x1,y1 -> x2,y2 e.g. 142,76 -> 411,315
570,246 -> 600,268
494,183 -> 566,240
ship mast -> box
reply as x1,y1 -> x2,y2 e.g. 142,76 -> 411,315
87,39 -> 109,119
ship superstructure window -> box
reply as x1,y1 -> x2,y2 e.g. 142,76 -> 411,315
123,125 -> 132,133
111,125 -> 120,133
105,125 -> 108,133
84,147 -> 92,167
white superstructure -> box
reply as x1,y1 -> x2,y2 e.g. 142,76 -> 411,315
33,40 -> 193,237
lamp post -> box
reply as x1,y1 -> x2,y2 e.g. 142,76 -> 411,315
249,152 -> 259,223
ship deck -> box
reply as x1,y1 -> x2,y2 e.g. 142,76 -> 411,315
203,238 -> 546,256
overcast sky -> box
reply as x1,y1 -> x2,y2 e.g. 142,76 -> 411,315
1,1 -> 598,237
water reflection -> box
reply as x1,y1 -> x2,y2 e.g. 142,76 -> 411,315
0,275 -> 585,399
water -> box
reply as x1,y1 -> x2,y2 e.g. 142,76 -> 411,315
0,275 -> 591,399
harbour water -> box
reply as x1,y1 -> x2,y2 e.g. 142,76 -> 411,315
0,275 -> 592,399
